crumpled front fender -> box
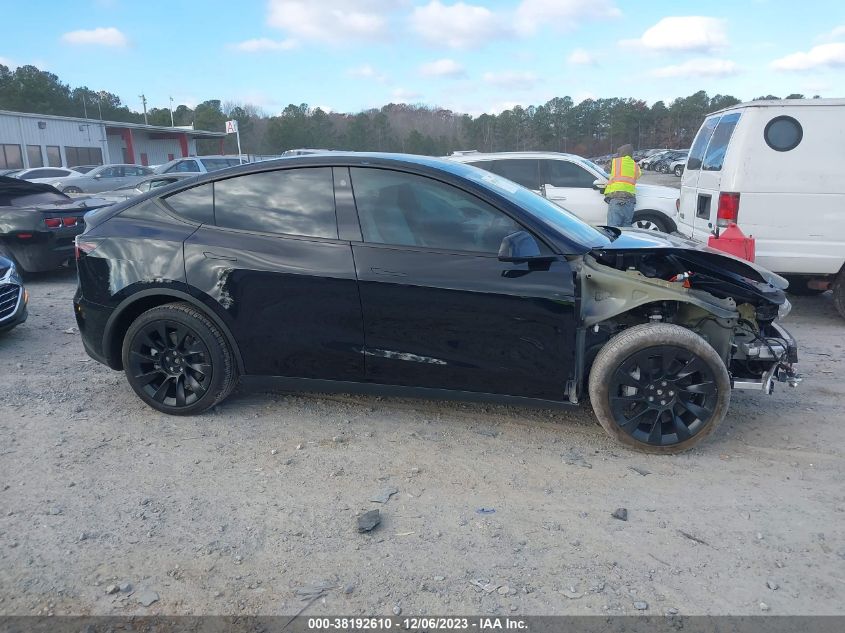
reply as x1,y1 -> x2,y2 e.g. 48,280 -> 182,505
580,254 -> 738,327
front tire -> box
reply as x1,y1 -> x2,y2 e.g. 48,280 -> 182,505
122,302 -> 237,415
674,165 -> 684,177
589,323 -> 731,453
63,186 -> 83,194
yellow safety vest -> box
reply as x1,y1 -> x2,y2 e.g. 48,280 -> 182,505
605,156 -> 640,196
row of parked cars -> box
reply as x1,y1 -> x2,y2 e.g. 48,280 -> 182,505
589,149 -> 690,177
640,149 -> 690,176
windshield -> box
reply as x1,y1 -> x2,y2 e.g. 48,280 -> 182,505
462,166 -> 611,249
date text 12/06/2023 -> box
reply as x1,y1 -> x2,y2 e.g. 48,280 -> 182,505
306,616 -> 528,630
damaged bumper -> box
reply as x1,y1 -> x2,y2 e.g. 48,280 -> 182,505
732,322 -> 800,393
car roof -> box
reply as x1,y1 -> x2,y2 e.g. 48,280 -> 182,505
184,155 -> 244,160
446,151 -> 585,162
193,152 -> 468,178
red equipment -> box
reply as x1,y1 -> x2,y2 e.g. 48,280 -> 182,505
708,222 -> 755,262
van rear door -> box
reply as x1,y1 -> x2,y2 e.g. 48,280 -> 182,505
678,112 -> 741,239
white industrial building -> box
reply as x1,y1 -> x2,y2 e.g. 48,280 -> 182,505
0,109 -> 226,170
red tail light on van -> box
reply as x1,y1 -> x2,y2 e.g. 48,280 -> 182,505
717,192 -> 740,227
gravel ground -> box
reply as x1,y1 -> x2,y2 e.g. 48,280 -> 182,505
1,260 -> 844,618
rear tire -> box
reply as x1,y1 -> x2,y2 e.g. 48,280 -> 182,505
122,302 -> 238,415
632,211 -> 674,233
589,323 -> 731,454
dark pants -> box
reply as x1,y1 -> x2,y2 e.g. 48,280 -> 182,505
607,196 -> 636,226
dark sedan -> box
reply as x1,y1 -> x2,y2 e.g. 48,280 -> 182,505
73,153 -> 799,453
0,255 -> 27,332
0,176 -> 114,272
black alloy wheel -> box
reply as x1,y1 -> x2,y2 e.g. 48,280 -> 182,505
122,302 -> 237,414
589,323 -> 730,453
608,345 -> 717,447
127,320 -> 212,408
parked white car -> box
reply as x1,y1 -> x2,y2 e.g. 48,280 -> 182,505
13,167 -> 82,182
676,98 -> 845,316
448,151 -> 680,233
669,156 -> 687,177
153,155 -> 245,174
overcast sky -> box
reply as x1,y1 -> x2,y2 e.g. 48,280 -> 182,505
2,0 -> 844,115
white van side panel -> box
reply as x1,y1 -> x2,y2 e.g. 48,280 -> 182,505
678,104 -> 845,276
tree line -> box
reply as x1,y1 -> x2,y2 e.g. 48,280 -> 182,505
1,63 -> 814,158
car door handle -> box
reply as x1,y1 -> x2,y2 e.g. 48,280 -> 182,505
203,251 -> 238,262
370,267 -> 406,277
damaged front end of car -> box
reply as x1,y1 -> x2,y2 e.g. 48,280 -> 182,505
573,229 -> 800,403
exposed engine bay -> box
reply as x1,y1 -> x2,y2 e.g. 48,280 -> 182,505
578,234 -> 801,397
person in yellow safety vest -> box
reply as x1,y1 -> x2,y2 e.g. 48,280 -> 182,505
605,144 -> 641,227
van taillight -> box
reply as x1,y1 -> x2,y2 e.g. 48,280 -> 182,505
717,192 -> 740,227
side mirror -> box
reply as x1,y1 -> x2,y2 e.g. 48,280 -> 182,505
592,178 -> 607,191
94,173 -> 103,179
498,231 -> 544,263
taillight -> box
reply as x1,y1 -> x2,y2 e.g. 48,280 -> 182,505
63,217 -> 78,227
75,239 -> 98,261
717,192 -> 740,227
45,218 -> 61,228
675,198 -> 680,212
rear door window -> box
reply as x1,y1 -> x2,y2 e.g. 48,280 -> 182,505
213,167 -> 338,239
541,159 -> 596,188
490,159 -> 541,190
162,183 -> 214,224
701,112 -> 741,172
687,116 -> 720,171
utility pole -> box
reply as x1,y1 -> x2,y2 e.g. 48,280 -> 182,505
169,96 -> 175,127
139,93 -> 148,125
81,92 -> 88,119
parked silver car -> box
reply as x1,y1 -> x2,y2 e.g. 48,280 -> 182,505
153,155 -> 245,175
42,164 -> 153,194
95,173 -> 197,202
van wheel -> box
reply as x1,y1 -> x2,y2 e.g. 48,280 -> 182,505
674,165 -> 684,177
589,323 -> 731,454
122,302 -> 238,415
834,273 -> 845,320
632,211 -> 674,233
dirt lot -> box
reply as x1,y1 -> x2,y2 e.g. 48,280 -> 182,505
1,260 -> 844,618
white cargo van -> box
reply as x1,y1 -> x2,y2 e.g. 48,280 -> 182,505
676,99 -> 845,318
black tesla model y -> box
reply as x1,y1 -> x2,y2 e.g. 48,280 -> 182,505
74,154 -> 798,453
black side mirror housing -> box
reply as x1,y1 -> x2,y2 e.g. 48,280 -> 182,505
498,231 -> 545,263
592,178 -> 606,191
